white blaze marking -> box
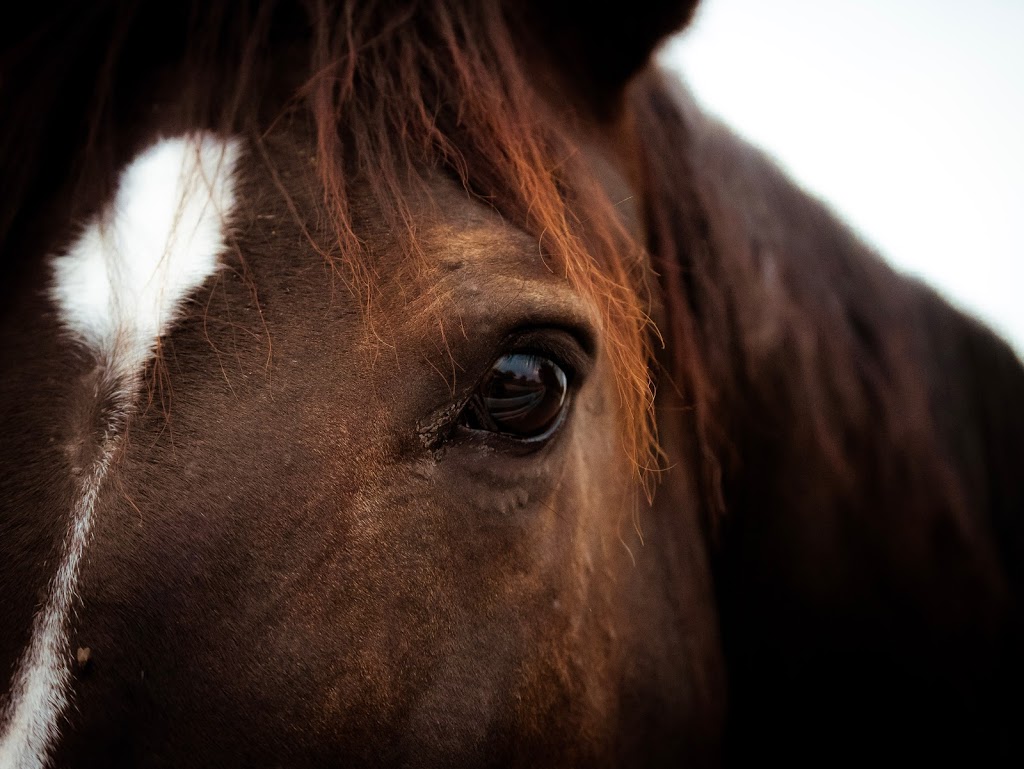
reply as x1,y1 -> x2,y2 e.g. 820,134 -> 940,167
50,134 -> 241,383
0,133 -> 241,769
0,438 -> 118,769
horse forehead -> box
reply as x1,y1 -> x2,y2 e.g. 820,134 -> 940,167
321,174 -> 566,289
407,213 -> 597,327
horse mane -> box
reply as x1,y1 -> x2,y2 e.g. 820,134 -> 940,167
631,70 -> 1024,755
632,66 -> 954,525
1,0 -> 657,480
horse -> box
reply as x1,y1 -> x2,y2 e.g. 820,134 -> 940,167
0,1 -> 1020,766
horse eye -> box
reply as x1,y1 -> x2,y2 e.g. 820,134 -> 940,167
463,353 -> 569,440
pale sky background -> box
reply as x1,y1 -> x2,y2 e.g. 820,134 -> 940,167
659,0 -> 1024,356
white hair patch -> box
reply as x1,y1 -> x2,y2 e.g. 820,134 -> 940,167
50,133 -> 241,381
0,133 -> 241,769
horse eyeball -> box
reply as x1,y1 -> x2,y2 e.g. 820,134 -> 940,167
465,353 -> 569,440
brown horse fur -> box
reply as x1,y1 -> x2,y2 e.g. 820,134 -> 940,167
0,1 -> 1021,766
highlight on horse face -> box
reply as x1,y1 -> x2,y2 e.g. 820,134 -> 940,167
1,2 -> 1021,767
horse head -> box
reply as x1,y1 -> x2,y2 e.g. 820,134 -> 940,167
1,2 -> 1021,767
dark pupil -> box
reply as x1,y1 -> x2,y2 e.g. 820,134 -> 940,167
477,353 -> 568,438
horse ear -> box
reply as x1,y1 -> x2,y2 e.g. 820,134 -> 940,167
518,0 -> 702,113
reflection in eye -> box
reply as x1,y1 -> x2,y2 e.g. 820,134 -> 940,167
464,353 -> 569,440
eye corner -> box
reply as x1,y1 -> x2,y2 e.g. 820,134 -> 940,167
416,398 -> 464,451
